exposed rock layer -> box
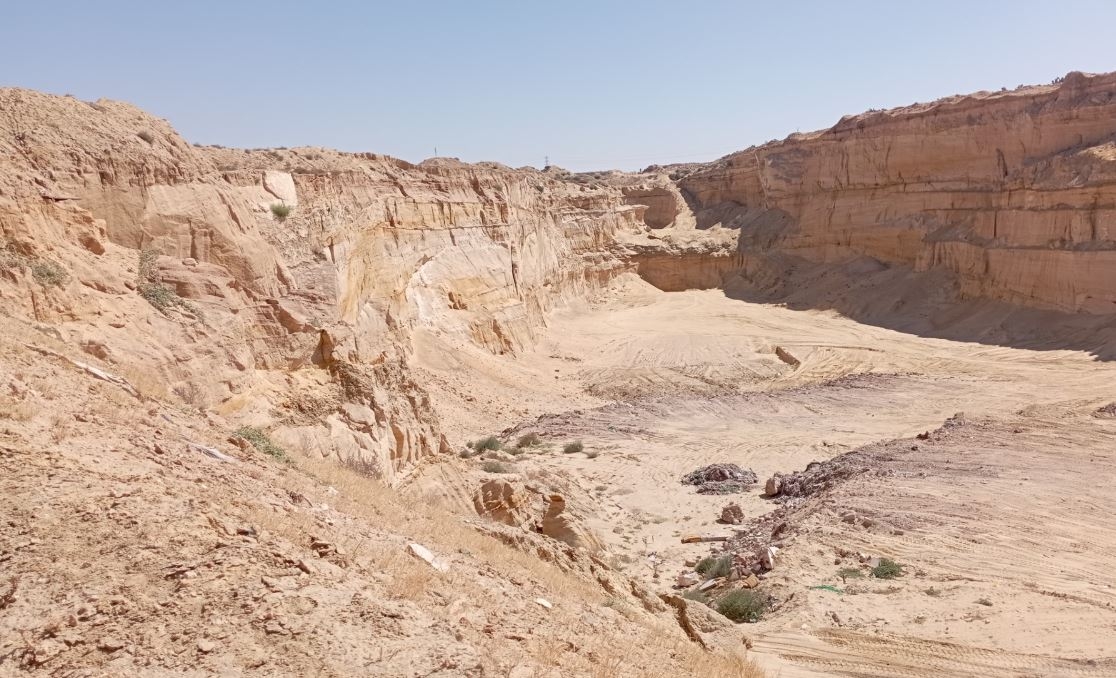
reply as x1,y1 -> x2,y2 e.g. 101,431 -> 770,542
678,71 -> 1116,314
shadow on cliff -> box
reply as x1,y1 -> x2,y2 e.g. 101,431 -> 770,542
658,251 -> 1116,362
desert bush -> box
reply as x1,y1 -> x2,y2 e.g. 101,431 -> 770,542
563,441 -> 584,454
681,589 -> 709,604
233,426 -> 287,461
481,460 -> 514,474
0,242 -> 68,287
837,567 -> 864,581
871,558 -> 903,579
270,203 -> 292,221
695,555 -> 733,579
716,589 -> 767,623
516,432 -> 541,448
30,260 -> 69,287
473,436 -> 502,452
136,248 -> 202,319
137,130 -> 155,143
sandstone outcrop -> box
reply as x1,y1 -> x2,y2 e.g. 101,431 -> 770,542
677,71 -> 1116,314
7,71 -> 1116,485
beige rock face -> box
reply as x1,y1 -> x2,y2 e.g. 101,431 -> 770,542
0,88 -> 650,482
678,71 -> 1116,313
6,72 -> 1116,486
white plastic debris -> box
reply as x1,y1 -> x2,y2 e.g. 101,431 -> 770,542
407,543 -> 450,572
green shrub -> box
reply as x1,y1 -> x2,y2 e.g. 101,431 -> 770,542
233,426 -> 286,461
135,248 -> 200,318
695,555 -> 733,579
473,436 -> 502,452
563,441 -> 583,454
871,558 -> 903,579
0,242 -> 68,288
516,432 -> 541,448
30,260 -> 69,287
716,589 -> 767,623
837,567 -> 864,581
270,203 -> 292,221
481,460 -> 514,474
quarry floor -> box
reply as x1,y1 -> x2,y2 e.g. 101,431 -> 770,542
417,275 -> 1116,677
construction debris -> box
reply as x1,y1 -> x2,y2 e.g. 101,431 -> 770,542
681,464 -> 758,495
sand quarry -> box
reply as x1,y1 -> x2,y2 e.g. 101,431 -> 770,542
5,76 -> 1116,677
417,274 -> 1116,677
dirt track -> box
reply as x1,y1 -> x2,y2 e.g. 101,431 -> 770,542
417,276 -> 1116,677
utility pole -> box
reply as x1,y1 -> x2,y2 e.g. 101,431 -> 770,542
544,155 -> 549,168
434,146 -> 438,158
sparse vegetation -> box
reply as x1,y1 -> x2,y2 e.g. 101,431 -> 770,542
976,597 -> 993,606
516,432 -> 541,448
481,460 -> 515,474
871,558 -> 903,579
30,260 -> 69,287
716,589 -> 768,623
837,567 -> 864,581
136,248 -> 202,319
270,203 -> 292,221
681,589 -> 709,604
233,426 -> 287,461
695,555 -> 734,579
472,435 -> 503,452
563,441 -> 584,454
0,242 -> 68,288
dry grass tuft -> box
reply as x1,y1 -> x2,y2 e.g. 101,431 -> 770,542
0,396 -> 37,421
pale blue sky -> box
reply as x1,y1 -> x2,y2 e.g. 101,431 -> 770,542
4,1 -> 1115,170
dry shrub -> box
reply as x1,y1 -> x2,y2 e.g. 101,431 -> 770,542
0,396 -> 37,421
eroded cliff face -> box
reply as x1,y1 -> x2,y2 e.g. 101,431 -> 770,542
0,89 -> 647,481
6,72 -> 1116,481
677,71 -> 1116,314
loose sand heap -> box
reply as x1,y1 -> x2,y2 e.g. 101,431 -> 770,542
5,72 -> 1116,676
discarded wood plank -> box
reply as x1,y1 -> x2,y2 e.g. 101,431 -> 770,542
681,535 -> 729,544
24,344 -> 140,398
775,345 -> 801,367
185,440 -> 237,463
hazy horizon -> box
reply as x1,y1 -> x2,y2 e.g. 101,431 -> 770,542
4,1 -> 1116,171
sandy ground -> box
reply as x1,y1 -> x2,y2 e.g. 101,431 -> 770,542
415,274 -> 1116,677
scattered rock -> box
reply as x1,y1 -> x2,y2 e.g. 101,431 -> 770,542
719,503 -> 745,525
196,638 -> 215,653
741,574 -> 760,589
681,464 -> 758,495
1094,402 -> 1116,418
764,476 -> 782,497
97,637 -> 125,653
676,572 -> 700,588
534,597 -> 552,610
